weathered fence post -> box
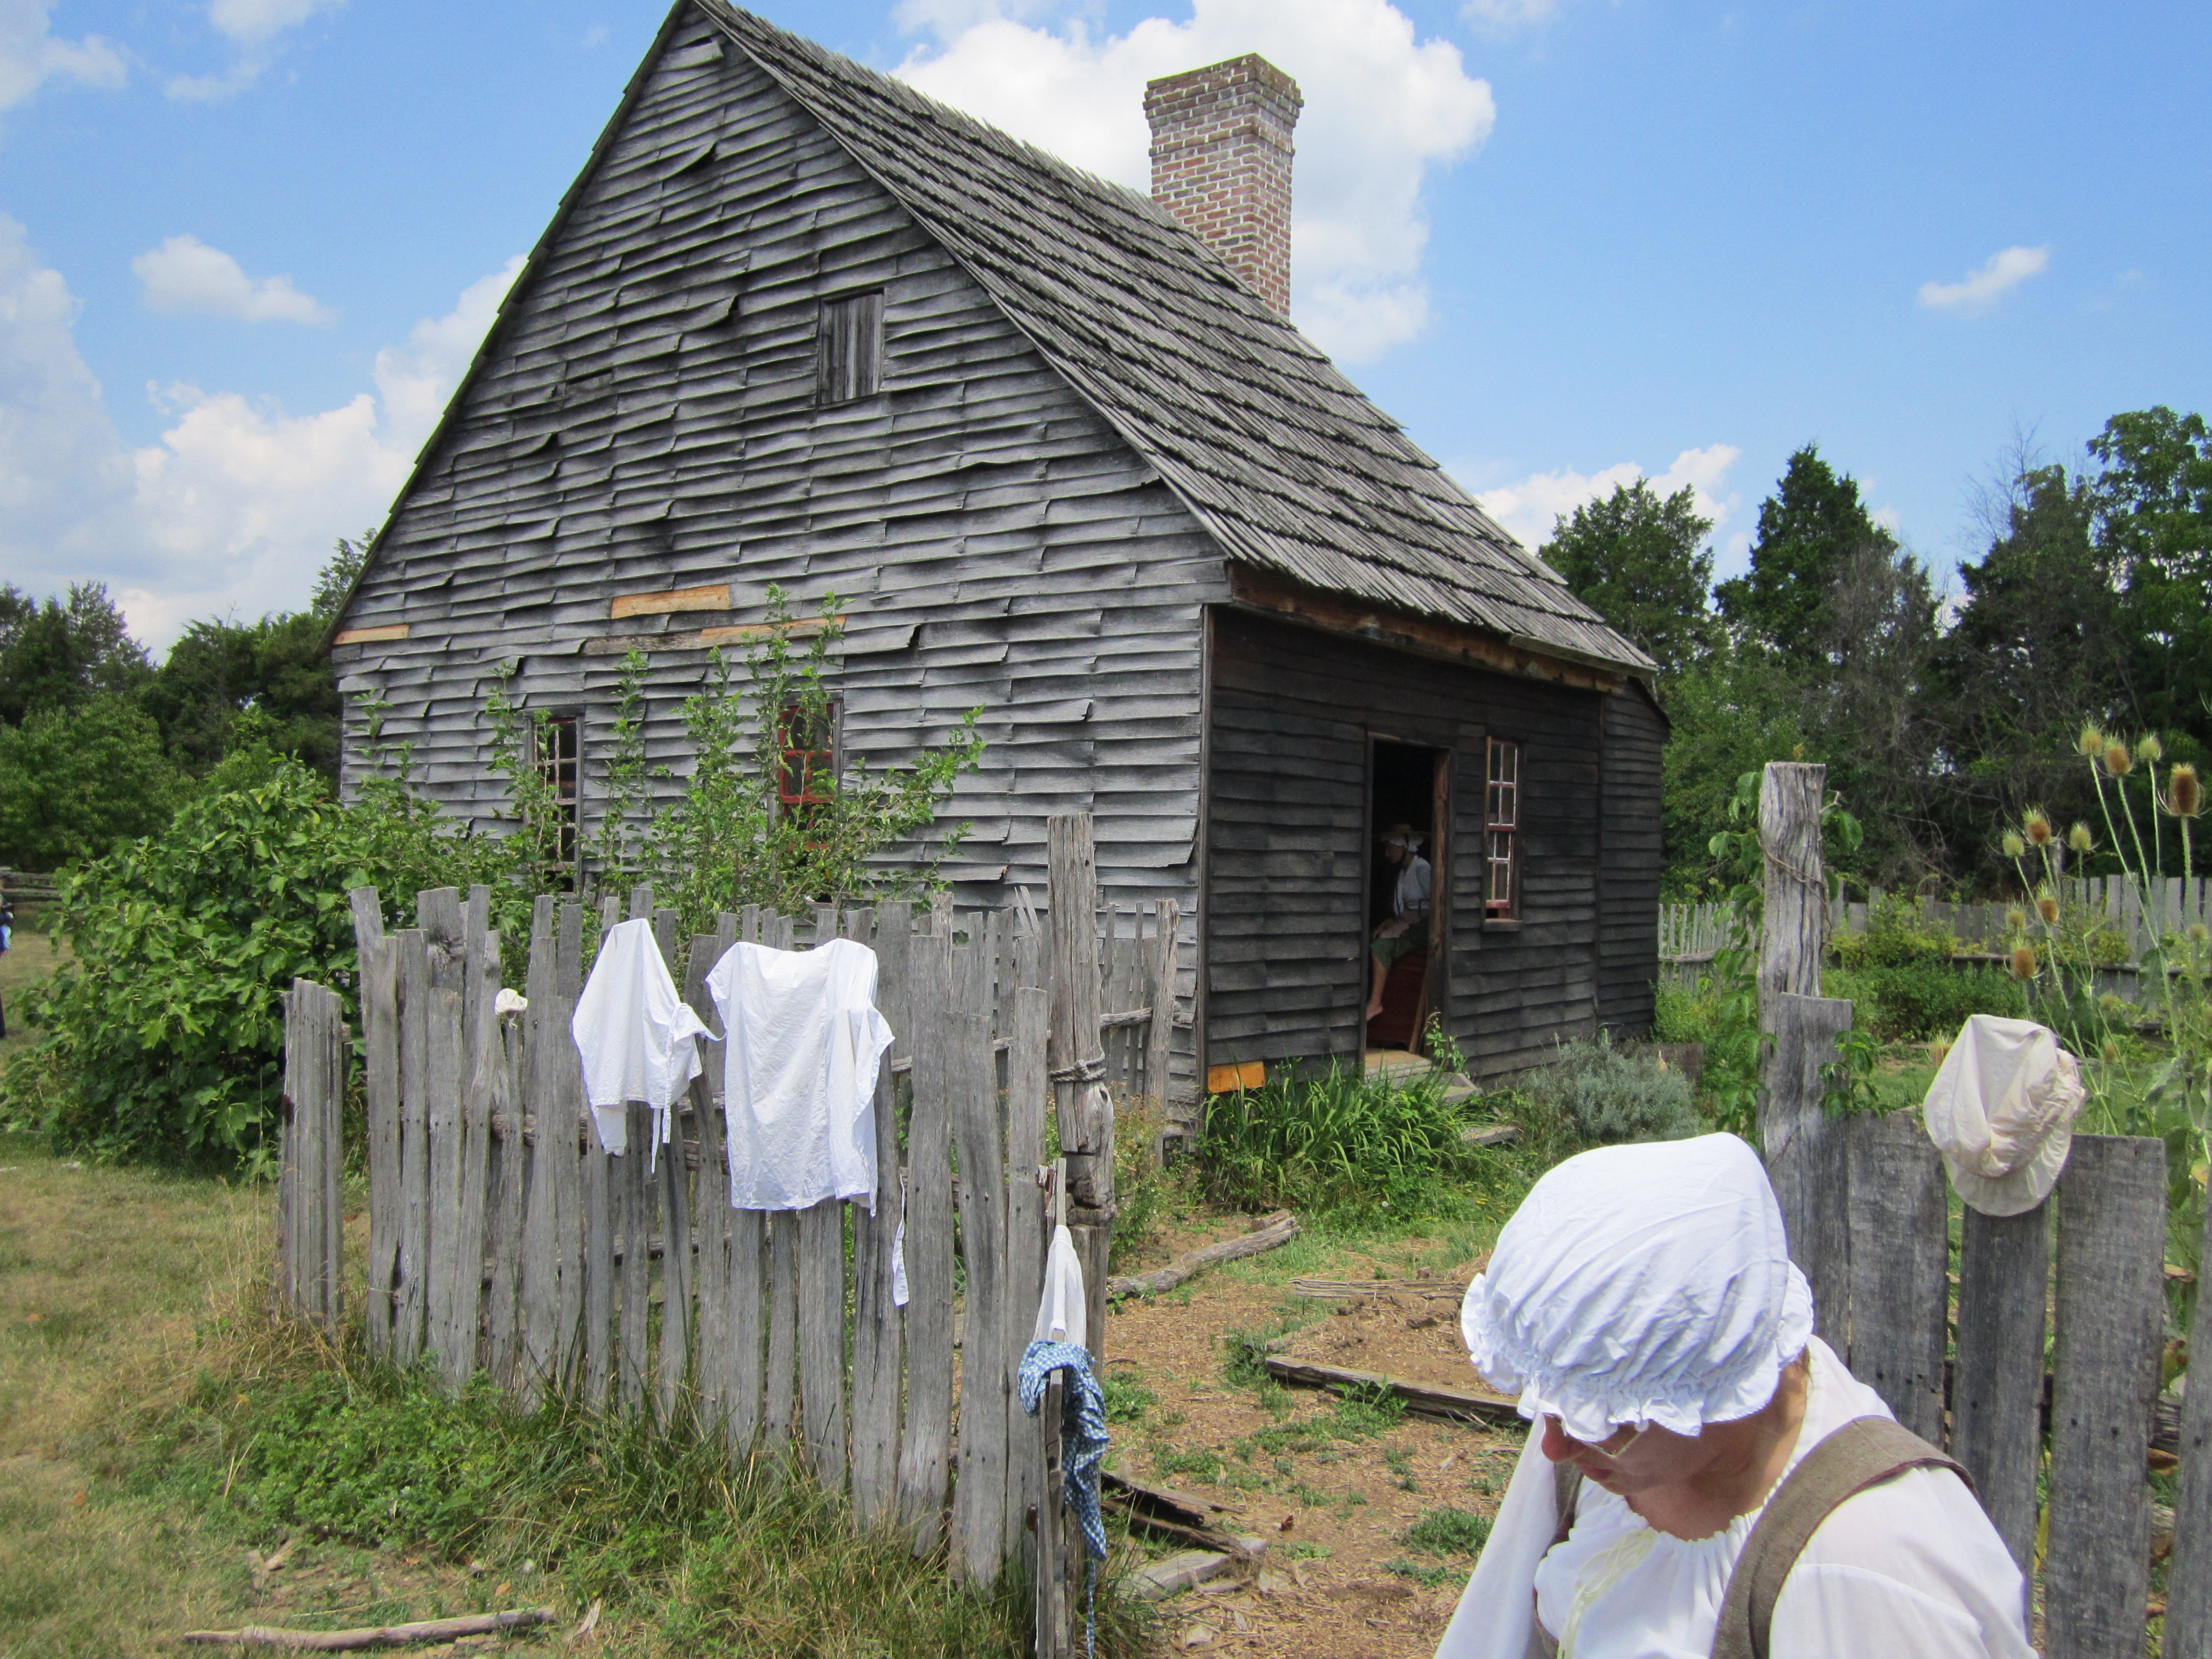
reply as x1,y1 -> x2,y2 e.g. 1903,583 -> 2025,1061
1841,1114 -> 1948,1442
2166,1160 -> 2212,1650
1762,992 -> 1853,1343
352,890 -> 398,1360
1951,1200 -> 2051,1590
2045,1134 -> 2166,1659
950,921 -> 1010,1584
1757,761 -> 1825,1015
850,902 -> 909,1522
276,979 -> 346,1330
897,918 -> 956,1551
1048,814 -> 1114,1359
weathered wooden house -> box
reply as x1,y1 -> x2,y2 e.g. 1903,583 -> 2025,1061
330,0 -> 1664,1091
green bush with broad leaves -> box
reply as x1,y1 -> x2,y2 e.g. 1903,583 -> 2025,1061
0,752 -> 475,1168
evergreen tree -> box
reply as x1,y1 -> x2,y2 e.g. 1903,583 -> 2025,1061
1542,479 -> 1717,683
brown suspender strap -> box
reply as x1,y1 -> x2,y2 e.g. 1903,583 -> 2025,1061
1711,1415 -> 1972,1659
1525,1462 -> 1586,1659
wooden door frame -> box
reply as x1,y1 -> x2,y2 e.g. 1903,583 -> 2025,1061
1363,731 -> 1451,1060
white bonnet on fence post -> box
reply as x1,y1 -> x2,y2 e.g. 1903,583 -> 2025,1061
1922,1014 -> 2085,1216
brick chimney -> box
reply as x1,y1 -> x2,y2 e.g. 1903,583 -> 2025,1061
1144,55 -> 1302,314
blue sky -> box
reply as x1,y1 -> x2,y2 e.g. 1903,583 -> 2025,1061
3,0 -> 2206,651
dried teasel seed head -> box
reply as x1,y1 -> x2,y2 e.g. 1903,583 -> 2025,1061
2006,906 -> 2028,932
2068,822 -> 2094,853
2103,1039 -> 2123,1065
2001,831 -> 2026,858
2024,811 -> 2054,846
2037,895 -> 2060,925
2079,722 -> 2107,758
2171,763 -> 2202,819
2105,740 -> 2135,777
2008,944 -> 2038,981
2138,733 -> 2165,763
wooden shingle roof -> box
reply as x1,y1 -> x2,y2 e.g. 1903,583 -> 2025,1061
697,1 -> 1653,676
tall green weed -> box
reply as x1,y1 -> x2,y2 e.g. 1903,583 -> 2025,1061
1201,1062 -> 1472,1216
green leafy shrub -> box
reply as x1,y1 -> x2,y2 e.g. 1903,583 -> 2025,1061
1518,1030 -> 1699,1146
0,693 -> 181,868
1651,978 -> 1710,1045
1826,962 -> 2027,1043
1200,1062 -> 1472,1216
1402,1506 -> 1491,1557
1,757 -> 475,1165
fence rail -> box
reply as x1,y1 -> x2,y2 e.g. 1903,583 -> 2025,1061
276,827 -> 1176,1642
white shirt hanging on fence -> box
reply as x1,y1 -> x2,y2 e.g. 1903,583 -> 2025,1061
707,937 -> 894,1213
569,918 -> 711,1167
1033,1222 -> 1088,1351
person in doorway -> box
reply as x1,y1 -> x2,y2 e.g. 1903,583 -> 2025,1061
1435,1134 -> 2033,1659
1367,823 -> 1432,1022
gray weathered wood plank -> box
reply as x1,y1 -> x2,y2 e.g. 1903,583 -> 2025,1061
2166,1148 -> 2212,1652
1048,815 -> 1114,1356
518,898 -> 559,1409
485,1010 -> 525,1389
552,902 -> 587,1387
897,923 -> 955,1552
359,930 -> 401,1359
1003,977 -> 1050,1576
1146,897 -> 1176,1105
424,985 -> 466,1389
1842,1112 -> 1948,1443
684,931 -> 725,1436
949,925 -> 1008,1583
798,1198 -> 847,1491
766,1209 -> 799,1463
1953,1200 -> 2050,1590
1762,992 -> 1854,1344
395,928 -> 432,1369
850,903 -> 907,1526
620,1100 -> 652,1414
2045,1134 -> 2166,1659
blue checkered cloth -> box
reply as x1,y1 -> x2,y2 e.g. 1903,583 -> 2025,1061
1019,1338 -> 1110,1656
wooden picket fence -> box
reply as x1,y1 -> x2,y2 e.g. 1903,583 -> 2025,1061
273,816 -> 1177,1636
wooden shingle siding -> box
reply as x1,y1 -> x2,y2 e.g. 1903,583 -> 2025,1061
1204,610 -> 1643,1080
1598,685 -> 1666,1036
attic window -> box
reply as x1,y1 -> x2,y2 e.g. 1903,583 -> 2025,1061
816,291 -> 885,405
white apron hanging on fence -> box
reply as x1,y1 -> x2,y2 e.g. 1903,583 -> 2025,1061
707,937 -> 894,1212
570,918 -> 710,1167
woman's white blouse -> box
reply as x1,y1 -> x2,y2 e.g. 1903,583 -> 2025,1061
1524,1338 -> 2034,1658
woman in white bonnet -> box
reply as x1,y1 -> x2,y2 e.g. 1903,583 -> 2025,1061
1437,1133 -> 2033,1659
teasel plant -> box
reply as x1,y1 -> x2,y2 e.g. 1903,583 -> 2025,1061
2003,725 -> 2212,1154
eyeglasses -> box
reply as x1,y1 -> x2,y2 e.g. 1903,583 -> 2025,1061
1552,1417 -> 1646,1459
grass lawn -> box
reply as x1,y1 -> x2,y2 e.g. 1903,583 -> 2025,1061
0,930 -> 68,1068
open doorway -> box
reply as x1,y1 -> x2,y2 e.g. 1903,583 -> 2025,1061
1366,736 -> 1448,1061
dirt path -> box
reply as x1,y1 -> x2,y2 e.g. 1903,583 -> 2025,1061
1101,1210 -> 1519,1658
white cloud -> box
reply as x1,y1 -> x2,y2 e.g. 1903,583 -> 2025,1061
132,235 -> 335,325
168,0 -> 344,99
0,214 -> 520,652
0,1 -> 125,111
1461,0 -> 1560,30
1463,443 -> 1743,554
207,0 -> 344,48
895,0 -> 1494,363
1917,245 -> 2049,314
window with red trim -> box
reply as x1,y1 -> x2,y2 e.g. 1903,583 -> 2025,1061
777,700 -> 836,818
1485,737 -> 1520,919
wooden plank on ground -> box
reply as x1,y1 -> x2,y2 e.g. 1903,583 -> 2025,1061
1262,1357 -> 1521,1426
1843,1113 -> 1948,1443
949,927 -> 1008,1583
517,898 -> 558,1409
395,929 -> 432,1370
1951,1199 -> 2050,1586
850,903 -> 907,1526
359,931 -> 400,1359
2045,1134 -> 2166,1659
897,924 -> 955,1552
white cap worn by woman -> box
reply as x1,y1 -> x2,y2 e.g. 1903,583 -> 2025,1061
1437,1133 -> 2033,1659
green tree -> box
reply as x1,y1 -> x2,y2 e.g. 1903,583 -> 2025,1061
1658,645 -> 1815,890
312,528 -> 375,624
0,583 -> 154,724
144,611 -> 343,779
1715,445 -> 1897,663
1542,479 -> 1716,683
2086,408 -> 2212,738
0,694 -> 182,868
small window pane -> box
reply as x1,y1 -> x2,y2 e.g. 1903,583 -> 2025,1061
534,714 -> 581,882
1485,737 -> 1520,918
817,291 -> 885,405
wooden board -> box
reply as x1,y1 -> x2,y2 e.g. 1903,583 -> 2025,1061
484,1013 -> 525,1389
798,1199 -> 846,1489
619,1101 -> 652,1414
1842,1113 -> 1948,1443
424,986 -> 466,1388
1262,1356 -> 1521,1426
1952,1200 -> 2050,1583
551,903 -> 587,1387
2044,1134 -> 2166,1659
2166,1158 -> 2212,1652
849,903 -> 908,1526
518,898 -> 559,1408
358,930 -> 401,1358
765,1210 -> 799,1460
948,927 -> 1008,1583
896,923 -> 955,1551
394,929 -> 432,1369
1003,979 -> 1049,1571
683,929 -> 727,1436
1762,992 -> 1855,1344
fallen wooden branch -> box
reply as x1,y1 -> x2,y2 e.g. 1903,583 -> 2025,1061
1263,1356 -> 1520,1427
1289,1276 -> 1467,1303
177,1607 -> 558,1650
1107,1211 -> 1299,1298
